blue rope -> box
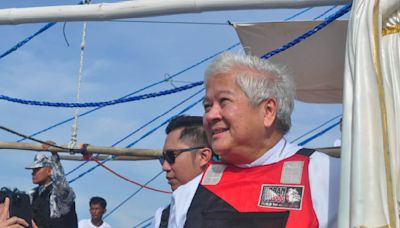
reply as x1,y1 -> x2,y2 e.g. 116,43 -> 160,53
112,89 -> 204,147
132,216 -> 155,228
66,88 -> 204,176
11,2 -> 314,139
0,1 -> 87,60
290,114 -> 342,144
68,96 -> 203,183
284,7 -> 313,21
104,170 -> 164,220
261,3 -> 352,59
125,96 -> 204,148
16,42 -> 238,142
1,81 -> 203,108
313,5 -> 338,20
0,22 -> 56,60
298,119 -> 341,146
133,217 -> 154,228
17,80 -> 172,142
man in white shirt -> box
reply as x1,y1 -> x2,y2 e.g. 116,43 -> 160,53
151,115 -> 213,228
178,52 -> 341,228
78,196 -> 111,228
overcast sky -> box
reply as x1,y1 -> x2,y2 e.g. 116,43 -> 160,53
0,1 -> 343,227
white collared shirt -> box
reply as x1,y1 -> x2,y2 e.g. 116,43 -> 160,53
151,175 -> 202,228
158,139 -> 340,228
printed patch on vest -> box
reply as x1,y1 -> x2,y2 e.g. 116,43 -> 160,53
201,164 -> 226,185
258,184 -> 304,210
280,161 -> 304,184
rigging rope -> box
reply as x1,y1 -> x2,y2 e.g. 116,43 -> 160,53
313,5 -> 338,20
0,81 -> 203,108
298,119 -> 342,146
132,215 -> 155,228
284,7 -> 313,21
68,96 -> 204,183
66,88 -> 204,176
290,114 -> 342,144
90,156 -> 171,194
1,4 -> 350,108
0,125 -> 171,193
105,171 -> 165,220
0,1 -> 85,60
69,15 -> 90,150
0,126 -> 79,153
15,44 -> 238,143
0,22 -> 56,60
2,4 -> 351,109
261,4 -> 352,60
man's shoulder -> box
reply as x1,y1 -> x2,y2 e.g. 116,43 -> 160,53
310,150 -> 340,162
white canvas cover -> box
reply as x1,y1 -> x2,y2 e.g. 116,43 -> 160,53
234,20 -> 348,103
339,0 -> 400,227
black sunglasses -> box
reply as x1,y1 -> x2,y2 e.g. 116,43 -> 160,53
161,146 -> 205,164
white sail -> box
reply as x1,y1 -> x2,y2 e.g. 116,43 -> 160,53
234,20 -> 347,103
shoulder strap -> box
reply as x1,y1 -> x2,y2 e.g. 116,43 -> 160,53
159,204 -> 171,228
295,148 -> 315,157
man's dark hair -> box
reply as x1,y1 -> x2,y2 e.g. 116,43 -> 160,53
166,115 -> 210,148
89,196 -> 107,209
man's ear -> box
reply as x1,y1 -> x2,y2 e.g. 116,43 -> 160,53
199,148 -> 212,168
44,167 -> 53,181
46,167 -> 53,176
263,98 -> 277,128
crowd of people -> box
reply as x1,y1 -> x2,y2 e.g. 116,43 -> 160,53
1,52 -> 341,228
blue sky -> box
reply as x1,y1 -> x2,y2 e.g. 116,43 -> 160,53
0,1 -> 343,227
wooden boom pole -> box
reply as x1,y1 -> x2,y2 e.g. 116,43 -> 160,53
0,141 -> 161,158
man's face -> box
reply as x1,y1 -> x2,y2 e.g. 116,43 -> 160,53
90,203 -> 106,221
31,167 -> 52,185
203,73 -> 268,164
162,128 -> 204,191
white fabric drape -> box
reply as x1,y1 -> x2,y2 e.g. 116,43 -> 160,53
234,21 -> 347,103
339,0 -> 400,227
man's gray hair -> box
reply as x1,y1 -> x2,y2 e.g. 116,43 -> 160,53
204,52 -> 295,134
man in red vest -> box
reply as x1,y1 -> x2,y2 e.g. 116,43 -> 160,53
181,52 -> 341,228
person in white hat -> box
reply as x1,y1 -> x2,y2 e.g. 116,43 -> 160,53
26,143 -> 78,228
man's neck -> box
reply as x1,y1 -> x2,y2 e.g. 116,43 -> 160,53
91,219 -> 104,227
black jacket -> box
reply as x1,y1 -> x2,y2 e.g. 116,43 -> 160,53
31,185 -> 78,228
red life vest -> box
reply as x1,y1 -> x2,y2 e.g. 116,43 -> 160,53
184,149 -> 318,228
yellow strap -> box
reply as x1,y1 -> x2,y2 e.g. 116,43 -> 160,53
382,24 -> 400,36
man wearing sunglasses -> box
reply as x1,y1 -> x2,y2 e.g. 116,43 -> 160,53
151,115 -> 213,228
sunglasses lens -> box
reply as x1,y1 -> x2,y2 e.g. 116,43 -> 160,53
162,151 -> 175,164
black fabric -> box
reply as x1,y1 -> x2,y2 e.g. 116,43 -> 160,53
295,148 -> 315,157
159,205 -> 171,228
184,185 -> 289,228
31,185 -> 78,228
